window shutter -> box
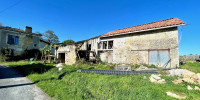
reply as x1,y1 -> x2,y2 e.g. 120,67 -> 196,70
15,36 -> 19,45
11,35 -> 14,44
7,35 -> 12,44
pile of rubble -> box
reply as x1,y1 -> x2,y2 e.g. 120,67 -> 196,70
169,69 -> 200,85
149,69 -> 200,99
149,74 -> 166,84
187,85 -> 200,90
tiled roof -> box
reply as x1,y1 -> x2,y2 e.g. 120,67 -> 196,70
101,18 -> 185,37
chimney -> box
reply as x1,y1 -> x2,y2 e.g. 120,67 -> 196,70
25,26 -> 32,33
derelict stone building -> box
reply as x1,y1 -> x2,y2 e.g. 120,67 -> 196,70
55,18 -> 185,68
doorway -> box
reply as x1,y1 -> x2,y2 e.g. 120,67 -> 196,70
58,53 -> 65,63
149,50 -> 170,68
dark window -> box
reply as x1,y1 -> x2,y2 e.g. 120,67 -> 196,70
7,35 -> 19,45
103,41 -> 107,49
108,41 -> 113,49
34,44 -> 37,47
87,44 -> 91,51
98,42 -> 102,49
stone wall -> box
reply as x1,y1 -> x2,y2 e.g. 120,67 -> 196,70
99,51 -> 113,63
65,45 -> 77,65
100,27 -> 179,68
56,45 -> 77,65
180,55 -> 200,61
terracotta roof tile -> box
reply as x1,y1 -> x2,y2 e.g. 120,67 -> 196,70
101,18 -> 185,37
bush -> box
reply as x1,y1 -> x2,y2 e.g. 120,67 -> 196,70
0,48 -> 10,62
21,49 -> 42,60
75,59 -> 88,65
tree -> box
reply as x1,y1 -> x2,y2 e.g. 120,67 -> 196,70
62,39 -> 75,45
35,31 -> 41,34
43,30 -> 59,44
0,22 -> 2,26
40,45 -> 48,64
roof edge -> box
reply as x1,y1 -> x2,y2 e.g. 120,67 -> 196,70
0,26 -> 42,36
100,24 -> 185,38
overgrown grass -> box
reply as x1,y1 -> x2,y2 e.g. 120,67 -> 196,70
1,61 -> 200,100
28,66 -> 200,100
180,62 -> 200,73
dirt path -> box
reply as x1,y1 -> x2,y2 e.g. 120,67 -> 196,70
0,65 -> 52,100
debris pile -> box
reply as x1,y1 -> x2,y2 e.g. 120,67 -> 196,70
149,74 -> 166,84
169,69 -> 200,85
172,78 -> 183,84
186,85 -> 200,91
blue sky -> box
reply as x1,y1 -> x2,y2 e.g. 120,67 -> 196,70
0,0 -> 199,55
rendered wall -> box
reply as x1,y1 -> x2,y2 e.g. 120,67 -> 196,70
0,29 -> 41,56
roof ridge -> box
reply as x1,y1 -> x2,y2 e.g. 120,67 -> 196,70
111,18 -> 177,31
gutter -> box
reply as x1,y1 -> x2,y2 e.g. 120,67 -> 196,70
100,24 -> 185,38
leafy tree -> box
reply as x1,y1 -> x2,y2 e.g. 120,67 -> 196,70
43,30 -> 59,44
62,39 -> 75,45
40,44 -> 55,64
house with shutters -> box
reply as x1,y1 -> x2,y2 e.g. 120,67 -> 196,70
0,26 -> 51,56
55,18 -> 185,68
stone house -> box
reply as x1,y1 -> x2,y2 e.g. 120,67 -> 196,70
55,18 -> 185,68
0,26 -> 52,56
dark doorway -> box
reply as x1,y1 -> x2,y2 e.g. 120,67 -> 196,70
58,53 -> 65,63
78,50 -> 88,61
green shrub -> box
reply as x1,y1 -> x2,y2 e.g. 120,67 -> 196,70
75,58 -> 88,65
0,48 -> 10,62
148,64 -> 156,68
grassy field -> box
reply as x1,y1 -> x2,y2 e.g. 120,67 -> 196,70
1,61 -> 200,100
180,62 -> 200,73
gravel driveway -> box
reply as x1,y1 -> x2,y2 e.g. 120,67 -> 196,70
0,65 -> 52,100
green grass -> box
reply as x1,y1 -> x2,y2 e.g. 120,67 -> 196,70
180,62 -> 200,73
1,61 -> 200,100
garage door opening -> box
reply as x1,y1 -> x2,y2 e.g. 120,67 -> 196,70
149,50 -> 170,68
58,53 -> 65,63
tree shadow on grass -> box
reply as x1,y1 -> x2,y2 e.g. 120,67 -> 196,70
13,63 -> 55,76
